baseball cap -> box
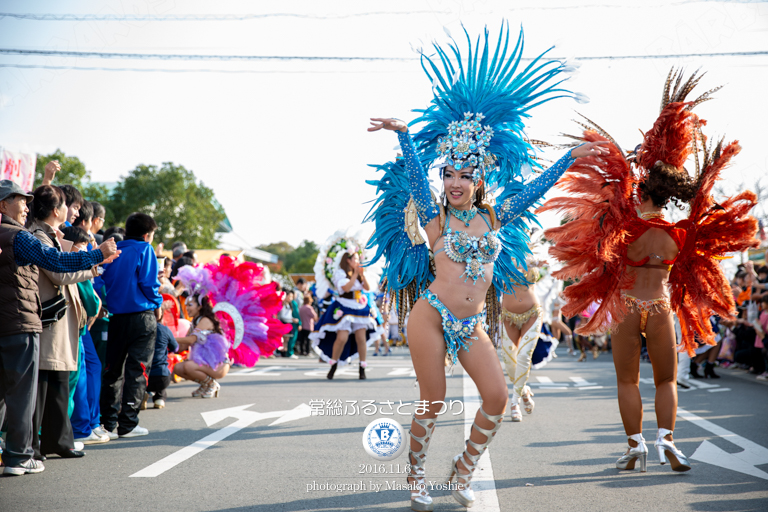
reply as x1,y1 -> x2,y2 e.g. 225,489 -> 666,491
0,180 -> 34,203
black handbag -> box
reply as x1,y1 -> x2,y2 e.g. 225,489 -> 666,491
41,290 -> 68,327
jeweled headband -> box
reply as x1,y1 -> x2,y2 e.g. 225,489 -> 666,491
437,112 -> 496,185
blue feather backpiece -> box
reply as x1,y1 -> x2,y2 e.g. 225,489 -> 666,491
364,157 -> 435,331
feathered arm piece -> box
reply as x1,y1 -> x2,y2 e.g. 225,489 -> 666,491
397,130 -> 440,227
537,131 -> 638,334
492,176 -> 539,294
364,157 -> 434,334
669,140 -> 760,354
495,149 -> 575,225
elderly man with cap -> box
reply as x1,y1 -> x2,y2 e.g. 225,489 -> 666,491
0,177 -> 119,476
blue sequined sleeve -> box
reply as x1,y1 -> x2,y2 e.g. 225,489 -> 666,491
397,130 -> 439,226
495,150 -> 574,225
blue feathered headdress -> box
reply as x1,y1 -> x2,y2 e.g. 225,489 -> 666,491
411,21 -> 580,188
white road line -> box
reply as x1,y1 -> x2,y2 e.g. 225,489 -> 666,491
131,404 -> 311,478
707,388 -> 731,393
462,369 -> 501,512
536,376 -> 554,384
387,368 -> 417,377
686,379 -> 719,389
677,407 -> 768,480
576,386 -> 604,390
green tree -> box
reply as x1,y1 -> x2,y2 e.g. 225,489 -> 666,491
34,149 -> 90,189
256,240 -> 319,274
109,162 -> 225,248
284,240 -> 319,273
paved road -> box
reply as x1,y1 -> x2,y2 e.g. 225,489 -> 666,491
2,347 -> 767,512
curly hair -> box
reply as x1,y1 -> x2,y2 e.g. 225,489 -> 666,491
638,161 -> 698,208
191,294 -> 223,334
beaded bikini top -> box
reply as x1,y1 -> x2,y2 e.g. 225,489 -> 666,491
434,208 -> 501,284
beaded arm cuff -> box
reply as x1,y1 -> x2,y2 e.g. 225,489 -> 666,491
397,130 -> 440,226
495,150 -> 574,225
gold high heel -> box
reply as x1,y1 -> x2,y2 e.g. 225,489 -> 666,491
446,406 -> 503,508
615,433 -> 648,472
655,428 -> 691,472
408,416 -> 436,511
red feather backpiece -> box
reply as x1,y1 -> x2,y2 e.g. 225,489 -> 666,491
669,141 -> 759,354
537,131 -> 637,334
637,101 -> 698,171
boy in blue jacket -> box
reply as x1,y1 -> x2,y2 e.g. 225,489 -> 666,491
99,213 -> 162,438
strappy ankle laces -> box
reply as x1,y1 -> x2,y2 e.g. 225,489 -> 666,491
447,406 -> 503,508
408,416 -> 436,511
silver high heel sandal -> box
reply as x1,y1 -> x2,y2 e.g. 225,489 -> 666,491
615,433 -> 648,472
655,428 -> 691,472
201,378 -> 220,398
446,406 -> 503,508
408,416 -> 436,512
521,385 -> 535,414
191,377 -> 212,397
509,401 -> 522,422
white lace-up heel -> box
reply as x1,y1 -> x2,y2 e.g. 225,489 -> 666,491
615,433 -> 648,472
655,428 -> 691,472
446,406 -> 503,508
408,416 -> 436,511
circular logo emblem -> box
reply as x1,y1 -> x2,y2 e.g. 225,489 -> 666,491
362,418 -> 406,461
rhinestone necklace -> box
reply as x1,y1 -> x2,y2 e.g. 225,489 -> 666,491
448,204 -> 478,227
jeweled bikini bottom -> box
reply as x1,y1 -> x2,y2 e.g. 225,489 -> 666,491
622,293 -> 671,336
420,290 -> 485,364
501,304 -> 542,330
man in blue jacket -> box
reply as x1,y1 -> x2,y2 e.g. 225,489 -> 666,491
100,212 -> 162,439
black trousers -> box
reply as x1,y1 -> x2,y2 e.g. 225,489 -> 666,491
100,310 -> 156,435
0,332 -> 38,466
297,330 -> 311,355
146,374 -> 171,400
33,370 -> 74,457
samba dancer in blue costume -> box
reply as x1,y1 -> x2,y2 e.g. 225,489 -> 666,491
366,23 -> 607,510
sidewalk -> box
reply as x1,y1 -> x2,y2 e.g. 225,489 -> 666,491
717,364 -> 768,387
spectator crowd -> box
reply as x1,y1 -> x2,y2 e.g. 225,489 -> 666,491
0,160 -> 765,478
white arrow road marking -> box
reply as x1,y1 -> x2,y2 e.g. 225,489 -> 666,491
530,376 -> 568,389
130,403 -> 310,478
569,377 -> 603,390
677,407 -> 768,480
387,367 -> 417,377
462,369 -> 501,512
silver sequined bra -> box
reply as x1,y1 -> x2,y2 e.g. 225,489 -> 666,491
440,227 -> 501,284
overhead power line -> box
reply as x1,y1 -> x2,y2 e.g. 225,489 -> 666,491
0,48 -> 409,62
0,3 -> 757,21
0,63 -> 401,74
1,48 -> 766,63
0,11 -> 452,21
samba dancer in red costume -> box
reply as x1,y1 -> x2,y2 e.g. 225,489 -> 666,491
539,69 -> 759,473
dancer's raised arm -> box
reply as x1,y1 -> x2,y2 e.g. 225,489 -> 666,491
369,118 -> 439,227
495,142 -> 609,226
